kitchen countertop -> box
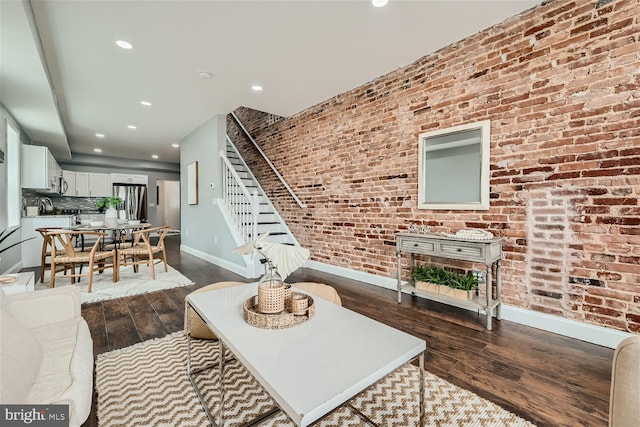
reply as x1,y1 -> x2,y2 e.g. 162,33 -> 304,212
22,214 -> 76,218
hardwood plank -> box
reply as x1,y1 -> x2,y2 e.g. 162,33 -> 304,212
145,287 -> 188,333
125,294 -> 168,341
101,297 -> 140,351
519,370 -> 609,423
80,302 -> 109,357
449,361 -> 606,427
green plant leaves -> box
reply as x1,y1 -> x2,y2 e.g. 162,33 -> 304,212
0,227 -> 34,255
411,265 -> 478,290
96,196 -> 124,209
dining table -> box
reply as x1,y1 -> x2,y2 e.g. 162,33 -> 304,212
67,221 -> 152,251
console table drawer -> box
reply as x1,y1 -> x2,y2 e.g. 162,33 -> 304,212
399,238 -> 436,255
439,242 -> 485,262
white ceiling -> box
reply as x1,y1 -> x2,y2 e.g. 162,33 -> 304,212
1,0 -> 540,165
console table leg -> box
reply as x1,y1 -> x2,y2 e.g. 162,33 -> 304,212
495,260 -> 502,320
485,264 -> 493,330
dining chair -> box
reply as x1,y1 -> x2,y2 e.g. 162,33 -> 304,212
35,227 -> 71,284
48,230 -> 118,292
117,226 -> 169,280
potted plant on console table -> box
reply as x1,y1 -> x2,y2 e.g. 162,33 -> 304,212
411,265 -> 479,301
96,196 -> 124,227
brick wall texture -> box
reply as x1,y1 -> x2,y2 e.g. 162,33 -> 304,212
227,0 -> 640,333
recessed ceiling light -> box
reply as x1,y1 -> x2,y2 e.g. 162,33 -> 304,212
140,100 -> 152,106
127,125 -> 137,129
171,144 -> 179,148
116,40 -> 133,49
251,85 -> 263,92
372,0 -> 388,7
95,133 -> 105,138
94,148 -> 102,153
197,71 -> 213,79
152,154 -> 159,159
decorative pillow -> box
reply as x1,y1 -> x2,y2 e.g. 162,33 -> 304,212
0,300 -> 44,403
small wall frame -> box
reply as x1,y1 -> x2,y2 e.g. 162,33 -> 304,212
418,120 -> 490,210
187,161 -> 198,205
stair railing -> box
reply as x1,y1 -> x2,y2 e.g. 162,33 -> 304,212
220,150 -> 259,242
230,112 -> 307,208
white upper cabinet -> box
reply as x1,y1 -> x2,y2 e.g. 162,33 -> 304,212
21,145 -> 60,193
64,172 -> 110,197
75,172 -> 89,197
89,173 -> 112,197
111,173 -> 148,186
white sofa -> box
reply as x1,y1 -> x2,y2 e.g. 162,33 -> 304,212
0,286 -> 93,427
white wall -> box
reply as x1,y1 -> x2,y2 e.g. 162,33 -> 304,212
179,115 -> 245,268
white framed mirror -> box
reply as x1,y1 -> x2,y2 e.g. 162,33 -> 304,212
418,120 -> 490,210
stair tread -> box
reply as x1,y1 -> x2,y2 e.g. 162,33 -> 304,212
249,232 -> 287,236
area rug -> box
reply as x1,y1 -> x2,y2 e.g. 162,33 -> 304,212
37,262 -> 193,304
96,333 -> 535,427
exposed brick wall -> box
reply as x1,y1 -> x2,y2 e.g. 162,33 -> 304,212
227,0 -> 640,333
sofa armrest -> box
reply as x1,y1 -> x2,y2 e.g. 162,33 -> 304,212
5,287 -> 81,330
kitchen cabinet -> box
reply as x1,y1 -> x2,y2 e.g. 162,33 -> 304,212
89,173 -> 111,197
65,172 -> 110,197
21,216 -> 74,268
21,145 -> 61,193
111,173 -> 148,185
75,172 -> 89,197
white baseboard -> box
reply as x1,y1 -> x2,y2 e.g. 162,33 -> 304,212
179,244 -> 249,278
305,260 -> 632,349
5,261 -> 24,274
500,305 -> 632,349
304,260 -> 398,289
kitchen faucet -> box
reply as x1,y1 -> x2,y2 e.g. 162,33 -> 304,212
38,197 -> 53,214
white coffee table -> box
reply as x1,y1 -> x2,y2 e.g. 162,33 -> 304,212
186,283 -> 426,426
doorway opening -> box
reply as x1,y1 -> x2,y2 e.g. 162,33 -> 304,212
156,179 -> 180,233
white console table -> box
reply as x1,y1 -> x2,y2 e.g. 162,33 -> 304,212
396,232 -> 502,330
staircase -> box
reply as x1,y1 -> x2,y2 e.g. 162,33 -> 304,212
221,139 -> 297,247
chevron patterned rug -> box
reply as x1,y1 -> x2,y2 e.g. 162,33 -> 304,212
96,333 -> 535,427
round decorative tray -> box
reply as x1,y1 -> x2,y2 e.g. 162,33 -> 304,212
244,293 -> 315,329
0,275 -> 19,285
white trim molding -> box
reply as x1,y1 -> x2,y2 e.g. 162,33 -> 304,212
500,305 -> 632,349
180,244 -> 250,278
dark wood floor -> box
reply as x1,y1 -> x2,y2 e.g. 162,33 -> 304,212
32,235 -> 612,427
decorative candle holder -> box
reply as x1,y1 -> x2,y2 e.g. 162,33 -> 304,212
258,283 -> 285,313
291,293 -> 309,315
258,269 -> 285,314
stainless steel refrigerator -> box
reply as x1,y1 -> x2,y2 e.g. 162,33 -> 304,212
113,183 -> 147,221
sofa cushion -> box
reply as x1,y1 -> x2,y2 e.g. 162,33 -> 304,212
26,317 -> 93,427
0,301 -> 44,403
185,282 -> 247,340
292,282 -> 342,306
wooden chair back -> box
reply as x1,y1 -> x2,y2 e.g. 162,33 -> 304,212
47,230 -> 105,258
130,225 -> 170,248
